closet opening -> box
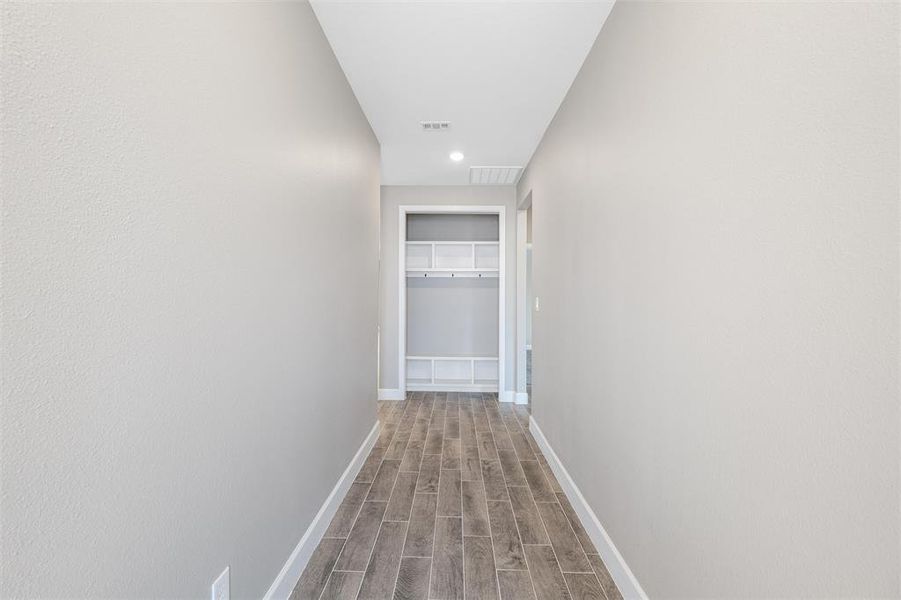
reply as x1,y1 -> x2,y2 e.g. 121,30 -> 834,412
398,205 -> 506,397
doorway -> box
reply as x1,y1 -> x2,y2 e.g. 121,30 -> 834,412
398,205 -> 507,396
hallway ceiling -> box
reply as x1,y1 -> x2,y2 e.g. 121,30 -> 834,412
311,1 -> 614,186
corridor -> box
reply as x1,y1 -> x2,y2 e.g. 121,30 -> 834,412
2,1 -> 897,598
293,395 -> 621,600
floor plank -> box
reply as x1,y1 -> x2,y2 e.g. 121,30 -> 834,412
416,454 -> 441,494
324,481 -> 370,538
481,459 -> 508,502
508,485 -> 550,545
319,571 -> 363,600
393,556 -> 430,600
290,537 -> 345,600
535,502 -> 592,573
357,521 -> 408,600
410,419 -> 430,442
497,570 -> 537,600
487,500 -> 527,570
509,429 -> 536,461
442,438 -> 462,470
537,456 -> 564,493
586,554 -> 624,600
461,479 -> 491,536
385,435 -> 410,461
492,428 -> 514,451
498,449 -> 528,486
424,428 -> 444,455
430,517 -> 464,600
437,468 -> 462,517
355,446 -> 387,483
523,545 -> 572,600
521,460 -> 557,503
403,493 -> 437,557
399,440 -> 424,472
563,573 -> 605,600
334,501 -> 388,572
461,445 -> 481,481
385,471 -> 418,521
463,536 -> 499,600
367,459 -> 402,502
556,492 -> 594,554
477,430 -> 500,460
444,418 -> 461,439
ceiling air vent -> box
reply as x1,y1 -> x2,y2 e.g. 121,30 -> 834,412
470,166 -> 523,185
420,121 -> 450,131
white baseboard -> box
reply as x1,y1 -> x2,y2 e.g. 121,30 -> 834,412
515,392 -> 529,405
499,390 -> 515,403
263,421 -> 380,600
378,388 -> 405,401
529,417 -> 648,600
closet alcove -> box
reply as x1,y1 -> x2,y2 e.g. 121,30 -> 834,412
400,210 -> 504,393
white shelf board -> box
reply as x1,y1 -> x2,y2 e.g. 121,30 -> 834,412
407,355 -> 497,361
406,241 -> 499,245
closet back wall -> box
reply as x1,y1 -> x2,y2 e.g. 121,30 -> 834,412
379,186 -> 518,398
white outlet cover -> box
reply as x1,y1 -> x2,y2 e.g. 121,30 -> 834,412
212,567 -> 230,600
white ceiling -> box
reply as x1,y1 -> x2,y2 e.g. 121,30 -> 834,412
311,1 -> 614,186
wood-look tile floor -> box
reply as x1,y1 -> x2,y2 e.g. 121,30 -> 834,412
292,392 -> 623,600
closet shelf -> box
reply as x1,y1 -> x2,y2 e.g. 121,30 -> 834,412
406,241 -> 498,245
407,354 -> 498,361
406,355 -> 499,391
406,240 -> 500,271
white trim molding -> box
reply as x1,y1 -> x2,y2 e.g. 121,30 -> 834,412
529,417 -> 648,600
515,391 -> 529,405
499,390 -> 515,403
263,421 -> 381,600
378,388 -> 405,401
515,200 -> 530,401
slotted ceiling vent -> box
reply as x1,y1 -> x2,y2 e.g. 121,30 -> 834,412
420,121 -> 450,131
469,166 -> 523,185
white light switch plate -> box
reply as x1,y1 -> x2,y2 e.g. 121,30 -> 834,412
534,296 -> 540,312
212,567 -> 230,600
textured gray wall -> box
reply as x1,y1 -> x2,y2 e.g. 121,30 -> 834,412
1,3 -> 380,597
517,2 -> 899,597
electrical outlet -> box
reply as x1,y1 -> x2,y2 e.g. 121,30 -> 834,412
212,567 -> 229,600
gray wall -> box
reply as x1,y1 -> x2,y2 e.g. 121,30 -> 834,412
407,213 -> 500,242
407,278 -> 499,357
379,186 -> 517,392
1,3 -> 379,598
517,2 -> 899,598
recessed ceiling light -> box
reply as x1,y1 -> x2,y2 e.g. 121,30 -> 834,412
450,151 -> 464,162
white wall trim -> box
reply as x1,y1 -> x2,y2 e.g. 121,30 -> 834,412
515,391 -> 529,405
529,417 -> 648,600
499,390 -> 515,403
378,388 -> 405,401
515,191 -> 532,400
263,421 -> 381,600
